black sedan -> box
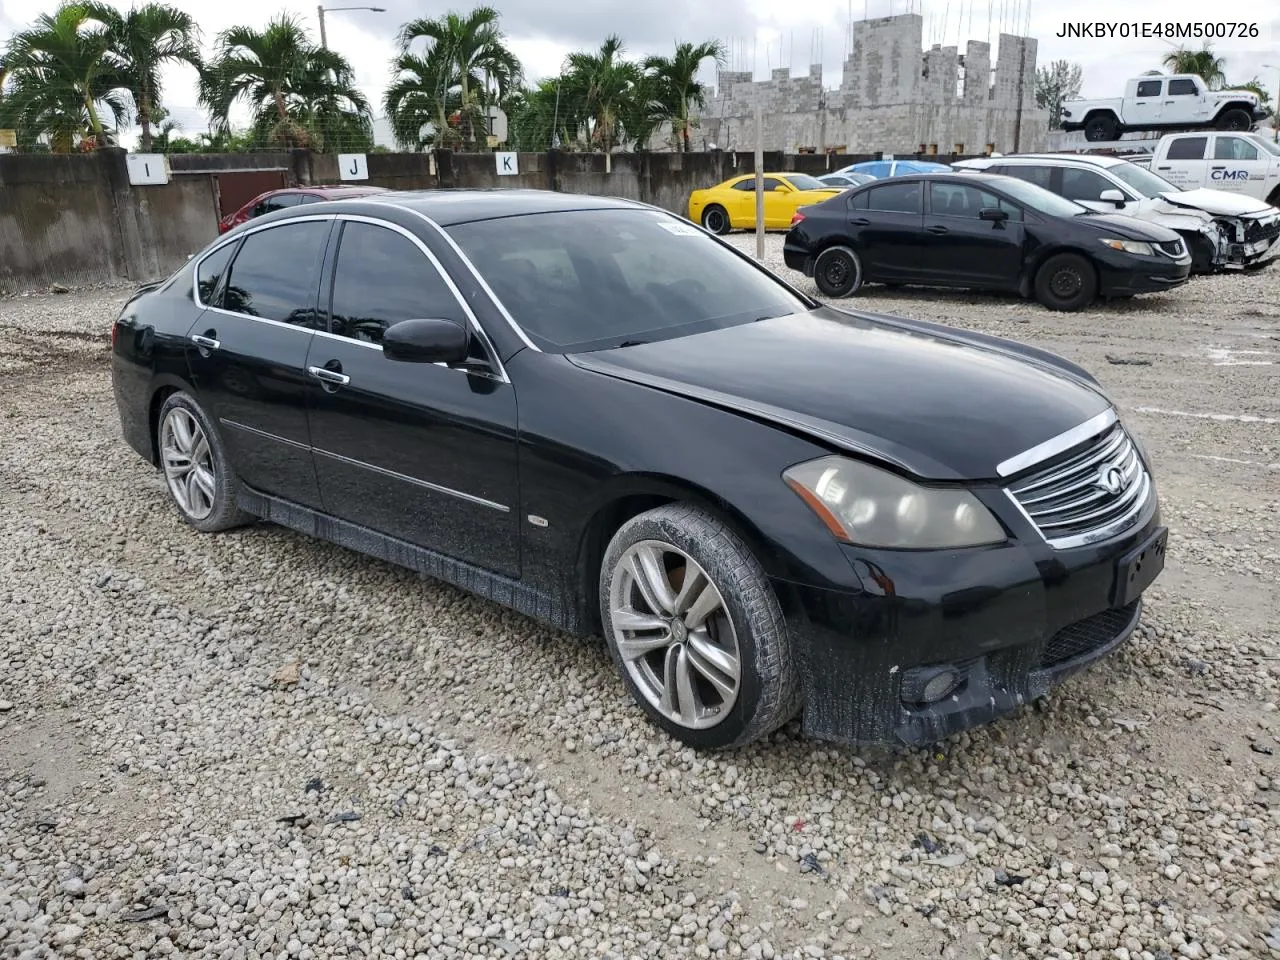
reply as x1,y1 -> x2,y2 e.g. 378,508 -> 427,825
784,172 -> 1192,310
111,189 -> 1167,750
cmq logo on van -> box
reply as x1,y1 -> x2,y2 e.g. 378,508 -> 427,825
1211,169 -> 1252,181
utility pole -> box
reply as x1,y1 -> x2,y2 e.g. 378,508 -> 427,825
316,5 -> 385,50
754,99 -> 764,261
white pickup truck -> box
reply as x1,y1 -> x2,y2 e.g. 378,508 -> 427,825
1139,132 -> 1280,206
1061,74 -> 1267,142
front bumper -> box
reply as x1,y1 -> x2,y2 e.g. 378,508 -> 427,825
1096,251 -> 1190,295
1223,214 -> 1280,268
779,483 -> 1165,747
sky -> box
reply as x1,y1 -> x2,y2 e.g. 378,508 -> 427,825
1,0 -> 1277,146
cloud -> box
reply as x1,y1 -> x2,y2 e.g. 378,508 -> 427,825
2,0 -> 1276,146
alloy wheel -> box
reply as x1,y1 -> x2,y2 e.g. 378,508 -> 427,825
704,209 -> 726,233
160,407 -> 216,520
609,540 -> 741,729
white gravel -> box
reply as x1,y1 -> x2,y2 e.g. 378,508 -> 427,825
2,238 -> 1279,960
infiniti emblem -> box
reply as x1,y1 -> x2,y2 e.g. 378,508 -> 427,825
1096,463 -> 1127,496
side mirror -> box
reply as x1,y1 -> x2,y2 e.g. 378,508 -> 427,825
382,318 -> 470,364
1099,189 -> 1126,207
978,207 -> 1009,222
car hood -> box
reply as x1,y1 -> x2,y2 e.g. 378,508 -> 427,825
1071,211 -> 1181,242
1157,188 -> 1275,218
566,307 -> 1110,481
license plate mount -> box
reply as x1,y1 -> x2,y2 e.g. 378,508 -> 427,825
1113,526 -> 1168,608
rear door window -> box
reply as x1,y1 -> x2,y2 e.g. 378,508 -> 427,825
221,222 -> 329,325
865,182 -> 922,214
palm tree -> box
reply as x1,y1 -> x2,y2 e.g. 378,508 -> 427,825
84,2 -> 201,152
1162,46 -> 1228,90
563,35 -> 644,157
384,48 -> 461,149
644,40 -> 725,152
200,15 -> 370,151
395,6 -> 522,147
2,3 -> 129,148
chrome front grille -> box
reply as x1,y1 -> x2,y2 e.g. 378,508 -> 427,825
1006,422 -> 1150,549
1156,239 -> 1184,258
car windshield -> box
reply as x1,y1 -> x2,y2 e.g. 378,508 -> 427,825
987,177 -> 1089,217
1249,135 -> 1280,157
786,173 -> 831,191
1108,161 -> 1182,196
446,208 -> 812,352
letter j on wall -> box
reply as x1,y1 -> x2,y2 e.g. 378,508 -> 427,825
339,154 -> 369,181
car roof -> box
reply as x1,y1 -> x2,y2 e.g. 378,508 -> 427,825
964,153 -> 1126,169
357,188 -> 645,226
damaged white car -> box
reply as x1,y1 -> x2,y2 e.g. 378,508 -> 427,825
953,154 -> 1280,274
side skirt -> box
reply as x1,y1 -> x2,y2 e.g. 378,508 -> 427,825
236,486 -> 587,635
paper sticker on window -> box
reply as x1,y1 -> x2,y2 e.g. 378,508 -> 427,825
659,221 -> 703,236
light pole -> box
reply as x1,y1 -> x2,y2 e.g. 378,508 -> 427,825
316,5 -> 385,49
1262,64 -> 1279,141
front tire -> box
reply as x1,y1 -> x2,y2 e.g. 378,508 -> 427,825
599,504 -> 801,750
157,392 -> 250,532
813,246 -> 863,298
701,204 -> 730,235
1215,108 -> 1251,131
1182,232 -> 1217,274
1033,252 -> 1098,312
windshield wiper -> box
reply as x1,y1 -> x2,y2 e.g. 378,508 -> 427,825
617,339 -> 649,347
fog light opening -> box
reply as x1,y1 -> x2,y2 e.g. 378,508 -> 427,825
901,665 -> 962,706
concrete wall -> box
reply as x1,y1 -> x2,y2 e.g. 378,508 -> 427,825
0,146 -> 978,292
702,14 -> 1048,155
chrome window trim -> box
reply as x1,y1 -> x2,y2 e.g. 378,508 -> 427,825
219,418 -> 509,513
191,211 -> 509,383
191,214 -> 335,311
394,206 -> 541,353
996,408 -> 1118,478
328,214 -> 510,383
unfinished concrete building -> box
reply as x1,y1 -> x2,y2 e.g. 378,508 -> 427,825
700,14 -> 1048,156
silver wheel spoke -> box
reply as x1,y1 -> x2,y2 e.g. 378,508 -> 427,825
162,445 -> 191,470
673,646 -> 700,727
671,567 -> 705,616
170,411 -> 194,452
658,645 -> 680,718
683,581 -> 722,630
191,435 -> 210,469
687,630 -> 739,693
192,466 -> 216,501
629,546 -> 676,615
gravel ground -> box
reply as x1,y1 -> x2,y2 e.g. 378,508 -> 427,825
2,237 -> 1279,960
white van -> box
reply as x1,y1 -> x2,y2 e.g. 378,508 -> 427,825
1148,132 -> 1280,205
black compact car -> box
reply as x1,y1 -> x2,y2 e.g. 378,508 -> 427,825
111,189 -> 1168,751
784,172 -> 1192,310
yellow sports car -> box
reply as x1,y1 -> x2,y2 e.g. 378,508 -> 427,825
688,173 -> 843,234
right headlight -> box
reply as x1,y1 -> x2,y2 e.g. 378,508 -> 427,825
783,456 -> 1006,549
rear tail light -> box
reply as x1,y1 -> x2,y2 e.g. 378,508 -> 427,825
790,212 -> 806,226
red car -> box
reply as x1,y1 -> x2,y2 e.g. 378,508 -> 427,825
218,185 -> 390,233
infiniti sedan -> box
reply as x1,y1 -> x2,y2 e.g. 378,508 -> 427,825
111,189 -> 1167,750
786,172 -> 1192,310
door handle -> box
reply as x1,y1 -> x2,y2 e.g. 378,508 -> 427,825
191,334 -> 220,350
1210,166 -> 1225,170
1156,166 -> 1172,171
926,225 -> 949,235
308,365 -> 351,386
850,217 -> 870,226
